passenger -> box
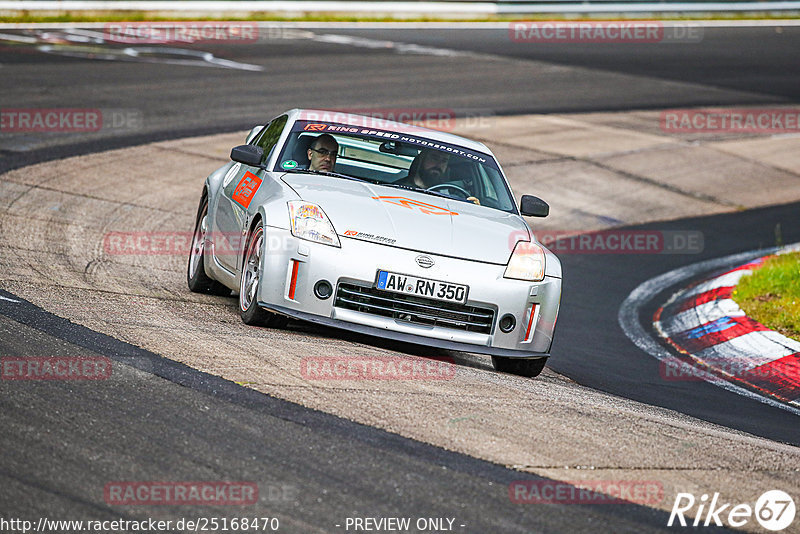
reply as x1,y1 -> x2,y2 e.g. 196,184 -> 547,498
307,134 -> 339,172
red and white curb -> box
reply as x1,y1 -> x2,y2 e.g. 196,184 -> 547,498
619,244 -> 800,416
654,245 -> 800,408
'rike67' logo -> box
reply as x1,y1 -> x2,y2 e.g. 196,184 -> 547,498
232,171 -> 262,208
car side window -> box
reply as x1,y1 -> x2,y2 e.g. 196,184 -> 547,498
252,115 -> 288,165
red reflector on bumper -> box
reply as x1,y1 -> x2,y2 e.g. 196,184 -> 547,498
288,260 -> 299,300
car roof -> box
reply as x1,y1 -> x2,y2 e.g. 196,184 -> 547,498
284,108 -> 495,156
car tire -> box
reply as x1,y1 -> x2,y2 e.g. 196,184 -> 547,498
187,195 -> 230,296
491,356 -> 547,378
239,222 -> 288,328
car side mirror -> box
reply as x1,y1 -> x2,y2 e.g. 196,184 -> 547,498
231,144 -> 264,167
520,195 -> 549,217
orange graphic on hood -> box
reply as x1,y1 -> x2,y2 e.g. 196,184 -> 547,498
371,196 -> 458,216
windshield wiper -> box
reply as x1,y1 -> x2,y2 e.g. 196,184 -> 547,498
283,168 -> 369,183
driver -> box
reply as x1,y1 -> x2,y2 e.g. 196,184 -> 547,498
396,148 -> 480,205
397,148 -> 450,189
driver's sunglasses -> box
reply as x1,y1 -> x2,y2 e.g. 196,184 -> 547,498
310,147 -> 337,158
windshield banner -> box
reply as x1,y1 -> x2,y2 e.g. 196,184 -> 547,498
291,120 -> 495,168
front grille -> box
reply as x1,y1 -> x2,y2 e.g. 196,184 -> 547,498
335,283 -> 495,334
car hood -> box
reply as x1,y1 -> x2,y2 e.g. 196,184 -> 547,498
281,173 -> 530,264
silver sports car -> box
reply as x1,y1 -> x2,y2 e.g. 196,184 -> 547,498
188,109 -> 561,377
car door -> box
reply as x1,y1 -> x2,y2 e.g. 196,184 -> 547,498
211,115 -> 288,273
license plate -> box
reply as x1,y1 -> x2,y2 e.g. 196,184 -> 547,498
375,270 -> 468,305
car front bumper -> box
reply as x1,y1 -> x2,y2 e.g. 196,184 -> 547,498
257,227 -> 561,358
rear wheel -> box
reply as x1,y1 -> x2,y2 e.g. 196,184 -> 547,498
239,222 -> 288,328
491,356 -> 547,378
187,195 -> 230,296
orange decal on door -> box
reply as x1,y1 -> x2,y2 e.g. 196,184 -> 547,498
232,171 -> 262,208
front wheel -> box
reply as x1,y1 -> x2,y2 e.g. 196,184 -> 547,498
491,356 -> 547,378
239,223 -> 288,328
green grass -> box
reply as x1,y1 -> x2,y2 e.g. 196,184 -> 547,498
733,251 -> 800,342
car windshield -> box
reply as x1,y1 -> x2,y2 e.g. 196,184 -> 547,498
273,120 -> 518,213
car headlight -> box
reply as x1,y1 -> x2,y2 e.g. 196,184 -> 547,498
504,241 -> 545,282
287,201 -> 341,247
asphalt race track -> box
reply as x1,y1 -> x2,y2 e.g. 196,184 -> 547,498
1,22 -> 799,532
0,302 -> 673,532
2,23 -> 798,172
559,200 -> 800,443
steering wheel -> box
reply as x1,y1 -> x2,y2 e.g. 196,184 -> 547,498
426,183 -> 471,199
